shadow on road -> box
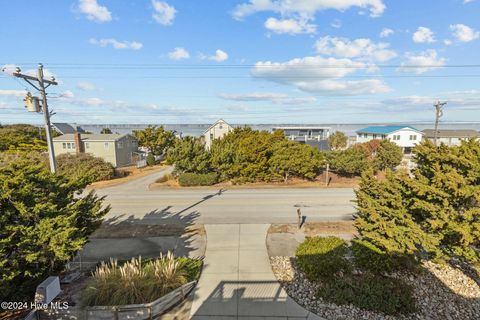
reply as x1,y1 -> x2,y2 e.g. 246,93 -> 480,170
176,188 -> 227,215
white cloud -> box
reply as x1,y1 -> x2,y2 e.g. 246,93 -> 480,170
412,27 -> 436,43
464,0 -> 474,3
449,24 -> 479,42
60,90 -> 75,99
78,0 -> 112,22
379,28 -> 393,38
0,89 -> 27,97
152,0 -> 176,25
168,47 -> 190,60
315,36 -> 397,62
233,0 -> 386,19
89,38 -> 143,50
204,49 -> 229,62
220,92 -> 317,104
264,17 -> 316,34
252,56 -> 390,95
399,50 -> 446,74
77,81 -> 96,91
383,90 -> 480,109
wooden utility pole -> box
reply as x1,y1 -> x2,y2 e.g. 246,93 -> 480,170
433,101 -> 447,146
12,64 -> 58,173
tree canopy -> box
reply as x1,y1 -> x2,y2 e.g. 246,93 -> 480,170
328,131 -> 348,150
0,157 -> 109,300
355,139 -> 480,263
133,125 -> 175,155
0,124 -> 48,152
100,127 -> 112,134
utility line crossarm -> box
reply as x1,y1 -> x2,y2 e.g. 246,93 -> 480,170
9,63 -> 58,173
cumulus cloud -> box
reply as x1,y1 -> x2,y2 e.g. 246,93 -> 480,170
78,0 -> 112,22
89,38 -> 143,50
203,49 -> 229,62
233,0 -> 386,19
77,81 -> 96,91
315,36 -> 397,62
220,92 -> 317,104
383,90 -> 480,109
450,24 -> 479,42
379,28 -> 393,38
152,0 -> 176,25
264,17 -> 316,34
252,56 -> 390,95
399,50 -> 446,74
412,26 -> 436,43
168,47 -> 190,60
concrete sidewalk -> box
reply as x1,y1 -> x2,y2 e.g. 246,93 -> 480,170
190,224 -> 324,319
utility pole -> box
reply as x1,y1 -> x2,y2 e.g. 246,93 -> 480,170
433,101 -> 447,146
12,64 -> 58,173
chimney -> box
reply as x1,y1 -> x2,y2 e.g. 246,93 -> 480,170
74,131 -> 83,154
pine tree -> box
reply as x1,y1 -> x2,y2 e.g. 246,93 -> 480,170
0,158 -> 109,300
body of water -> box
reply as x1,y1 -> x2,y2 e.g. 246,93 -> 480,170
80,122 -> 480,137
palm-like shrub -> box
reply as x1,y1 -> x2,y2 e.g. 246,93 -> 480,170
82,253 -> 200,306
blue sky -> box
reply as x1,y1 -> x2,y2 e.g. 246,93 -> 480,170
1,0 -> 480,124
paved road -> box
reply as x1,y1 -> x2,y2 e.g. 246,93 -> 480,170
94,168 -> 356,225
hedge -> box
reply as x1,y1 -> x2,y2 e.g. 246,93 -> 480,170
178,172 -> 218,186
295,236 -> 349,281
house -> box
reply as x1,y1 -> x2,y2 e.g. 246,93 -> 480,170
203,119 -> 233,150
273,126 -> 331,151
422,129 -> 479,146
52,123 -> 85,135
356,125 -> 424,153
53,132 -> 138,167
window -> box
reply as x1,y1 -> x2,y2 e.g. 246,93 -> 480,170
85,142 -> 90,149
62,142 -> 66,149
118,141 -> 123,149
219,124 -> 223,129
373,134 -> 377,139
104,142 -> 109,149
381,135 -> 386,139
363,134 -> 367,138
393,135 -> 400,141
66,142 -> 71,149
210,133 -> 214,140
409,135 -> 417,141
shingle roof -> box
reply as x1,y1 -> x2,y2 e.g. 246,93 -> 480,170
52,123 -> 85,134
53,133 -> 131,142
422,129 -> 479,139
357,125 -> 420,135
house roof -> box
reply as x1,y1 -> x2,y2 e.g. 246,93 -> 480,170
52,123 -> 84,134
357,125 -> 421,135
273,126 -> 331,130
53,133 -> 132,142
203,119 -> 232,134
422,129 -> 479,139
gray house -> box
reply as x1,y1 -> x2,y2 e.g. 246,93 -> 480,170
273,126 -> 331,151
53,133 -> 138,167
422,129 -> 479,146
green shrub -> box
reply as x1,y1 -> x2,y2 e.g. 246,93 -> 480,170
82,253 -> 202,306
146,153 -> 156,166
178,172 -> 218,186
296,236 -> 349,281
317,274 -> 416,316
352,240 -> 400,273
56,153 -> 114,186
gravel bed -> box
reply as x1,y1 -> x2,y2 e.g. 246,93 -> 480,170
270,256 -> 480,320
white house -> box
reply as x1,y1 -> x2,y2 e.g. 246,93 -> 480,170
422,129 -> 479,146
203,119 -> 233,150
356,125 -> 424,153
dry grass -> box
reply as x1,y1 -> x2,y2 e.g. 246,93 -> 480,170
269,222 -> 357,238
82,252 -> 200,306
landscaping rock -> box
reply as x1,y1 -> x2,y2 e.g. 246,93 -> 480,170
270,256 -> 480,320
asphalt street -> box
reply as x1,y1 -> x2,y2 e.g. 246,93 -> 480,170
94,167 -> 356,225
